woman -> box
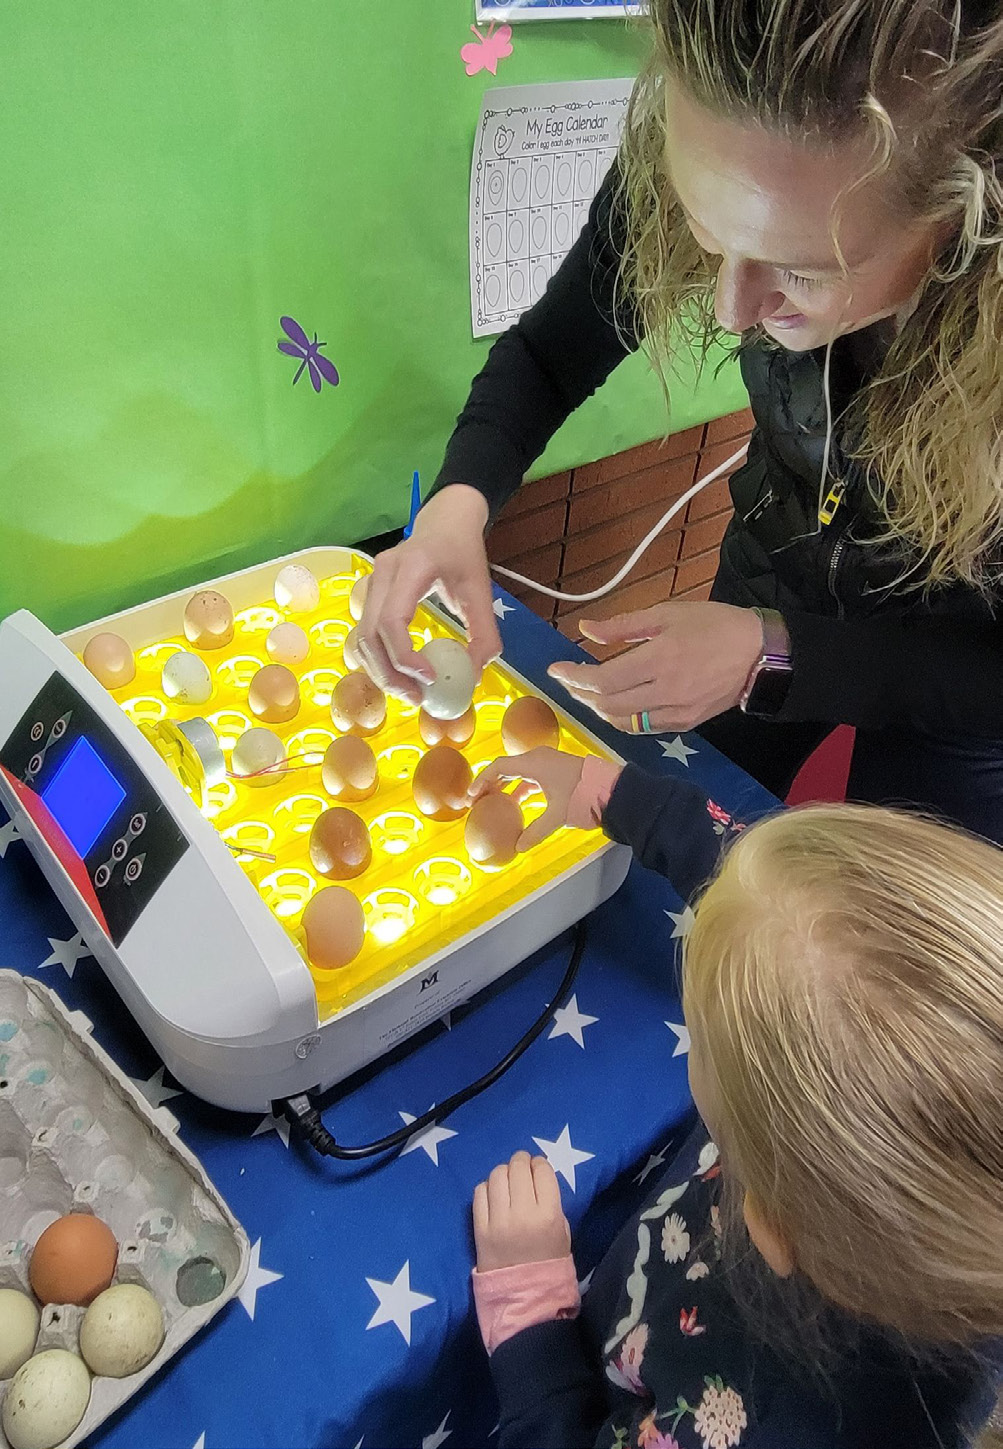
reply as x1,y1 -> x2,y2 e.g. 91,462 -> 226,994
358,1 -> 1003,843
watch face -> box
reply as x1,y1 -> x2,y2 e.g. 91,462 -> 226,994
744,666 -> 794,718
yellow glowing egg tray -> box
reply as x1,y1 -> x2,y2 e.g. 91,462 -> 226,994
89,556 -> 613,1020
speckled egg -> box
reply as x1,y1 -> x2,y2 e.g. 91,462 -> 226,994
183,590 -> 234,650
330,672 -> 386,737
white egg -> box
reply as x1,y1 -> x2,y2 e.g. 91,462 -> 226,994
2,1349 -> 91,1449
274,564 -> 320,614
266,622 -> 310,666
418,638 -> 477,721
0,1289 -> 39,1378
80,1283 -> 164,1378
231,727 -> 286,785
161,652 -> 212,705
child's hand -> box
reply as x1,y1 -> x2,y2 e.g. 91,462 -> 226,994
473,1151 -> 572,1272
469,748 -> 585,852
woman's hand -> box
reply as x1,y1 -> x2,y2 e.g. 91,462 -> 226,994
473,1151 -> 571,1272
357,485 -> 503,704
470,747 -> 586,851
547,601 -> 763,733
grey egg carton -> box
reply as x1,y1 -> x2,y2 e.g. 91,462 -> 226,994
0,970 -> 249,1447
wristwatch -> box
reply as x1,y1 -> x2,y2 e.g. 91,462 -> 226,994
739,608 -> 793,718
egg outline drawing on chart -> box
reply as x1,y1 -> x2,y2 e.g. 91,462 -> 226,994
485,219 -> 504,260
508,164 -> 529,206
532,159 -> 552,203
508,266 -> 528,307
531,211 -> 550,253
484,271 -> 504,311
555,158 -> 574,201
507,216 -> 525,256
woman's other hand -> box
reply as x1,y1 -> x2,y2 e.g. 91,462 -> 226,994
357,484 -> 503,704
547,601 -> 763,733
473,1152 -> 571,1272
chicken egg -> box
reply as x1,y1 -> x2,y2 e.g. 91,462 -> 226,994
418,639 -> 477,721
161,651 -> 213,705
412,745 -> 473,822
265,622 -> 310,666
330,672 -> 386,736
302,886 -> 366,970
29,1213 -> 117,1307
465,792 -> 524,868
418,705 -> 475,748
231,727 -> 286,786
274,563 -> 320,614
0,1289 -> 40,1379
348,575 -> 369,622
309,808 -> 372,880
502,696 -> 560,754
2,1349 -> 91,1449
248,664 -> 300,724
342,626 -> 364,672
183,590 -> 234,650
321,736 -> 378,802
82,633 -> 135,691
79,1283 -> 164,1378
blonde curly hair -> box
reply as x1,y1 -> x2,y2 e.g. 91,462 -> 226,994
616,1 -> 1003,591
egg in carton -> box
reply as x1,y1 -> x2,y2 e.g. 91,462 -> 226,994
0,970 -> 248,1448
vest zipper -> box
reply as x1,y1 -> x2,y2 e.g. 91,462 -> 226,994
828,537 -> 846,619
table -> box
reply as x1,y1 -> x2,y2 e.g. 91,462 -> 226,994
0,587 -> 777,1449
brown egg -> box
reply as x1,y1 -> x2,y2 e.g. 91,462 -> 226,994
348,575 -> 369,622
248,664 -> 300,724
183,590 -> 234,650
309,808 -> 372,880
29,1214 -> 118,1307
82,633 -> 135,691
330,671 -> 386,736
419,705 -> 475,748
321,736 -> 378,802
342,626 -> 364,672
302,886 -> 366,970
465,792 -> 524,868
502,696 -> 561,754
412,745 -> 473,822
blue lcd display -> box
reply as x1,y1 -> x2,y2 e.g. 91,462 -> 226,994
41,737 -> 126,859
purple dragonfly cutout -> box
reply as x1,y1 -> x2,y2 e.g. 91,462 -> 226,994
277,316 -> 340,392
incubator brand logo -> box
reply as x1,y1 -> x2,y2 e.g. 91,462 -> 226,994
419,972 -> 439,994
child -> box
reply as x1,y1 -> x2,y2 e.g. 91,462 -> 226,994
469,752 -> 1003,1447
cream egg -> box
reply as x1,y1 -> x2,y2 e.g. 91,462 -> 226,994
231,728 -> 286,785
161,652 -> 212,706
82,633 -> 135,691
0,1289 -> 39,1379
348,575 -> 369,622
342,626 -> 364,672
418,639 -> 477,721
79,1283 -> 164,1378
2,1349 -> 91,1449
274,564 -> 320,614
266,622 -> 310,666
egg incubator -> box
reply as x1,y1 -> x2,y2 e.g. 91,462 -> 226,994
0,549 -> 630,1112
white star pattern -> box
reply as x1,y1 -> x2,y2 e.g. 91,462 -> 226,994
532,1124 -> 594,1192
578,1268 -> 595,1296
666,1022 -> 691,1057
548,994 -> 598,1050
130,1065 -> 183,1108
635,1149 -> 667,1185
422,1411 -> 452,1449
365,1261 -> 435,1345
237,1238 -> 283,1321
664,905 -> 696,939
192,1436 -> 206,1449
659,735 -> 698,766
398,1111 -> 457,1166
493,597 -> 516,619
38,931 -> 92,979
439,1011 -> 452,1032
252,1112 -> 291,1149
0,819 -> 21,857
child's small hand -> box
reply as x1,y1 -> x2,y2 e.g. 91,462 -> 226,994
473,1151 -> 572,1272
469,748 -> 585,851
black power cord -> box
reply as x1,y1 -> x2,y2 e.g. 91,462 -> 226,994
281,920 -> 588,1161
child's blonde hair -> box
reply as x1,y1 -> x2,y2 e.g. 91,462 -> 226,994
682,804 -> 1003,1355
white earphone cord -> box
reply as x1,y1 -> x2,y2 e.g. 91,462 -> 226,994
492,441 -> 749,604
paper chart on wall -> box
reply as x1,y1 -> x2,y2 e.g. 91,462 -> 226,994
476,0 -> 643,19
469,78 -> 631,339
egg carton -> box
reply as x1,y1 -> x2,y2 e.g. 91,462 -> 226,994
0,970 -> 248,1447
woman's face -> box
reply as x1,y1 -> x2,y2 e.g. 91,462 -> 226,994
664,85 -> 942,352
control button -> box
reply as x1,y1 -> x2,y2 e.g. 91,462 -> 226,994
30,722 -> 44,742
124,855 -> 145,885
111,838 -> 128,862
94,864 -> 111,889
129,813 -> 147,837
28,753 -> 43,777
50,718 -> 67,740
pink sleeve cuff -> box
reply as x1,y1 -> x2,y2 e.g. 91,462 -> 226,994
472,1255 -> 581,1354
566,755 -> 623,832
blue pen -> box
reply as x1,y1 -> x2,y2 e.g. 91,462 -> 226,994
403,470 -> 421,540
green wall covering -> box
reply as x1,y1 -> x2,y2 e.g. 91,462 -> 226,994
0,2 -> 746,632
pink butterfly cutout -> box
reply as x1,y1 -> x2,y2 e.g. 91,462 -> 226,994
461,22 -> 514,77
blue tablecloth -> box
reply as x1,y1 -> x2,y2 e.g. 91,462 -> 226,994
0,588 -> 777,1449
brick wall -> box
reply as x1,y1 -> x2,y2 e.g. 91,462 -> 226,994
486,407 -> 754,660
